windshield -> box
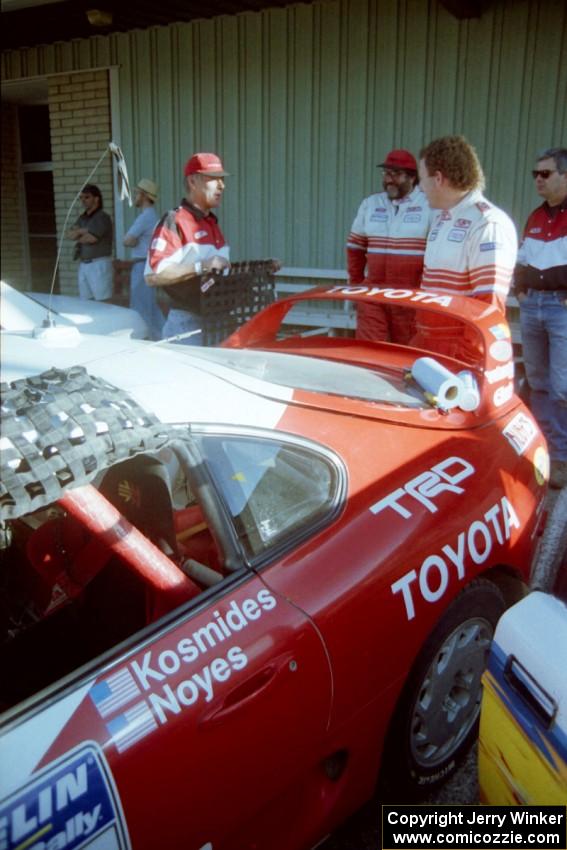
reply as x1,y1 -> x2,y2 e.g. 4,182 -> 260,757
189,348 -> 423,408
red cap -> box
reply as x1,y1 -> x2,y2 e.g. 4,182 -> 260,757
378,149 -> 417,171
184,152 -> 230,177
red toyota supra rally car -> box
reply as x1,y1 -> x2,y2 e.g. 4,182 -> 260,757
0,287 -> 548,850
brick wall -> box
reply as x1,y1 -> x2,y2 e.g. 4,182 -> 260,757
1,103 -> 27,287
48,71 -> 114,295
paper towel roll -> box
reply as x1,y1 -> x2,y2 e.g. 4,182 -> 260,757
411,357 -> 462,409
457,370 -> 480,411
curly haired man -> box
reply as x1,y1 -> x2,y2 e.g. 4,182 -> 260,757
414,135 -> 517,362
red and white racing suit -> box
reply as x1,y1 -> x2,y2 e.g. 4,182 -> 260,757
347,187 -> 432,342
415,189 -> 518,361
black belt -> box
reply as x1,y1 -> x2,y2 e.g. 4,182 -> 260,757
525,288 -> 567,295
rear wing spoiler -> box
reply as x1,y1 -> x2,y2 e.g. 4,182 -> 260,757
224,285 -> 517,413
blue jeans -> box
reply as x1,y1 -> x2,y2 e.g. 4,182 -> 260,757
130,261 -> 165,341
161,308 -> 203,346
519,290 -> 567,461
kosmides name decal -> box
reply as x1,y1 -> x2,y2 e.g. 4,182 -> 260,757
0,742 -> 130,850
89,589 -> 277,753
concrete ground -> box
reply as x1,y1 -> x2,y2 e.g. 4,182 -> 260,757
322,484 -> 566,849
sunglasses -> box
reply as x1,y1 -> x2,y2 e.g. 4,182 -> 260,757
531,169 -> 556,179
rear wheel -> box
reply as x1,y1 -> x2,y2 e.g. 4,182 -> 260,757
380,578 -> 506,798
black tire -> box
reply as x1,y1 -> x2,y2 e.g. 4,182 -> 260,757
554,547 -> 567,602
532,489 -> 567,599
379,578 -> 506,799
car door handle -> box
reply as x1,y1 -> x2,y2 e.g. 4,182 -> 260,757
199,656 -> 292,728
505,655 -> 557,728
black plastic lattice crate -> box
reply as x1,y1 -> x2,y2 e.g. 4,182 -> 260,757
166,260 -> 276,346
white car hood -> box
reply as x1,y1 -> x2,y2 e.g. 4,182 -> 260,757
0,331 -> 290,431
1,281 -> 148,339
34,293 -> 148,338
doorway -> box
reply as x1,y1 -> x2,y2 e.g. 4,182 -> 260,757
20,104 -> 58,292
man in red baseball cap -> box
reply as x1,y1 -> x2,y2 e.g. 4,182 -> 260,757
184,152 -> 231,178
145,151 -> 231,344
378,149 -> 419,174
346,147 -> 433,342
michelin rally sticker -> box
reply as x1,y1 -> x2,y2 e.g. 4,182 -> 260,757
0,742 -> 130,850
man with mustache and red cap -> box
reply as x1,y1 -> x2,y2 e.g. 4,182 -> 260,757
346,148 -> 433,343
146,152 -> 230,345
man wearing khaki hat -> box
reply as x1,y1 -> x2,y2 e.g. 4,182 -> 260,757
145,152 -> 231,345
123,178 -> 163,339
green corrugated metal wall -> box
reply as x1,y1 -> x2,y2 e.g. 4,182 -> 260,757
2,0 -> 566,267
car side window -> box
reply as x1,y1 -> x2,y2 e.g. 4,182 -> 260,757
198,435 -> 340,559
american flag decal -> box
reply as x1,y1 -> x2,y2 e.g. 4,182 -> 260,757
106,701 -> 159,753
89,668 -> 141,718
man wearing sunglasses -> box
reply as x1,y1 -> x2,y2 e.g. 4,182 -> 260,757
515,147 -> 567,489
346,149 -> 432,343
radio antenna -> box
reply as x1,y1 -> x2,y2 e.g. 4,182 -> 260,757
46,142 -> 132,322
